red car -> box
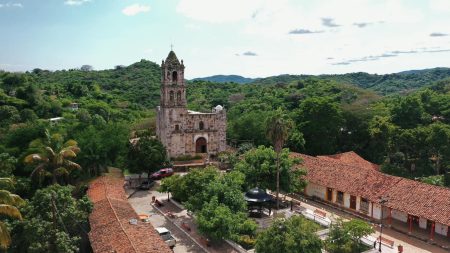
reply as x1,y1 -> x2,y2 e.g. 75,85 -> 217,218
150,168 -> 174,180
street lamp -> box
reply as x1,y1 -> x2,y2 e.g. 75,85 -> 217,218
378,197 -> 388,252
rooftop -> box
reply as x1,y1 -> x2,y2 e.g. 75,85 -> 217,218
292,152 -> 450,226
87,172 -> 171,253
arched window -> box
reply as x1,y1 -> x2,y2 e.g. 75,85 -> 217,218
172,71 -> 178,82
199,121 -> 204,130
177,91 -> 182,102
175,124 -> 179,131
169,91 -> 174,102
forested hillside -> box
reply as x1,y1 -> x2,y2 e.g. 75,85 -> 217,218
192,74 -> 255,84
1,60 -> 450,251
251,67 -> 450,95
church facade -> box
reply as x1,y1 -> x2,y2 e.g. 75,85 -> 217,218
156,50 -> 227,158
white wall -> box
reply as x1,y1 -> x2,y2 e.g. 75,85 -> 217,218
419,217 -> 427,229
435,223 -> 448,236
344,193 -> 350,208
305,182 -> 326,199
372,203 -> 382,220
391,209 -> 408,223
356,196 -> 361,211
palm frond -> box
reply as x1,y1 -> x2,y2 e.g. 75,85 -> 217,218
60,149 -> 77,158
0,179 -> 13,190
0,191 -> 14,205
24,154 -> 46,164
0,205 -> 22,220
9,194 -> 25,207
64,160 -> 82,170
0,221 -> 12,250
44,146 -> 56,158
64,139 -> 78,147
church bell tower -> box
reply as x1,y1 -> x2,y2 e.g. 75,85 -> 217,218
160,50 -> 186,108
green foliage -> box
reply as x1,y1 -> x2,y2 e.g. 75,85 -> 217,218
325,219 -> 374,253
171,154 -> 202,161
0,153 -> 17,177
419,175 -> 444,186
0,105 -> 21,127
196,196 -> 248,242
10,184 -> 92,253
127,137 -> 167,178
295,97 -> 344,155
235,146 -> 307,193
255,216 -> 322,253
185,170 -> 247,213
161,166 -> 256,242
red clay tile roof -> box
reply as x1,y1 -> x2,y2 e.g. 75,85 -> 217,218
292,152 -> 450,226
292,153 -> 400,202
87,175 -> 172,253
318,151 -> 380,171
383,178 -> 450,226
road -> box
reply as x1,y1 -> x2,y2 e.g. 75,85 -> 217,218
127,183 -> 207,253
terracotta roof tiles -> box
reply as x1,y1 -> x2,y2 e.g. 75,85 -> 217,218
87,175 -> 171,253
292,152 -> 450,226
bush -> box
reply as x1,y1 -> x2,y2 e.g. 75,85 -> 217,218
172,154 -> 202,161
237,235 -> 256,250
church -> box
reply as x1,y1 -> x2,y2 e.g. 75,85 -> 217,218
156,50 -> 227,158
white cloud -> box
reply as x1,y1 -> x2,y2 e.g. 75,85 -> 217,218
0,2 -> 23,8
429,0 -> 450,12
177,0 -> 263,23
64,0 -> 91,6
122,4 -> 151,16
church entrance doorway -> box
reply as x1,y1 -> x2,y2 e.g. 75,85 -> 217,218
196,137 -> 207,153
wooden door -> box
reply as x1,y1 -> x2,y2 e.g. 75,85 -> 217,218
195,137 -> 207,153
350,195 -> 357,209
326,188 -> 333,202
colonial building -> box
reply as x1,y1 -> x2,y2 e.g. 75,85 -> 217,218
156,50 -> 226,158
292,151 -> 450,241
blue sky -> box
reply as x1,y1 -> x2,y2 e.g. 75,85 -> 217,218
1,0 -> 450,78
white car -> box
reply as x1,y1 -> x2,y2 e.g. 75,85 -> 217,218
156,227 -> 176,248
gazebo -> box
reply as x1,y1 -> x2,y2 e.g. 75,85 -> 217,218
244,188 -> 273,217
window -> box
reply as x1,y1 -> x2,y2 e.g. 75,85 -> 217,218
169,91 -> 174,102
172,71 -> 178,82
337,191 -> 344,205
360,198 -> 369,213
177,91 -> 182,102
175,125 -> 179,131
199,121 -> 204,130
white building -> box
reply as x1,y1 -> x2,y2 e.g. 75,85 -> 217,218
293,151 -> 450,240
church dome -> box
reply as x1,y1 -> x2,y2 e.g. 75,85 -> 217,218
213,105 -> 224,112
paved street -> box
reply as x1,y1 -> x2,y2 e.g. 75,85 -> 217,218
127,185 -> 207,253
127,180 -> 238,253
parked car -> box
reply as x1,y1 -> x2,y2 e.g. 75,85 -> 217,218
138,180 -> 155,190
150,168 -> 174,180
156,227 -> 176,248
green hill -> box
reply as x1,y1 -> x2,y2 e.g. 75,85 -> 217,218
192,75 -> 256,84
249,67 -> 450,95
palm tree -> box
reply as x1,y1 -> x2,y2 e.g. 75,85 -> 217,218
265,108 -> 293,212
0,178 -> 24,250
25,130 -> 81,185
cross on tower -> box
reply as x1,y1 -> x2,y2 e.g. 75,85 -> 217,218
170,44 -> 174,51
